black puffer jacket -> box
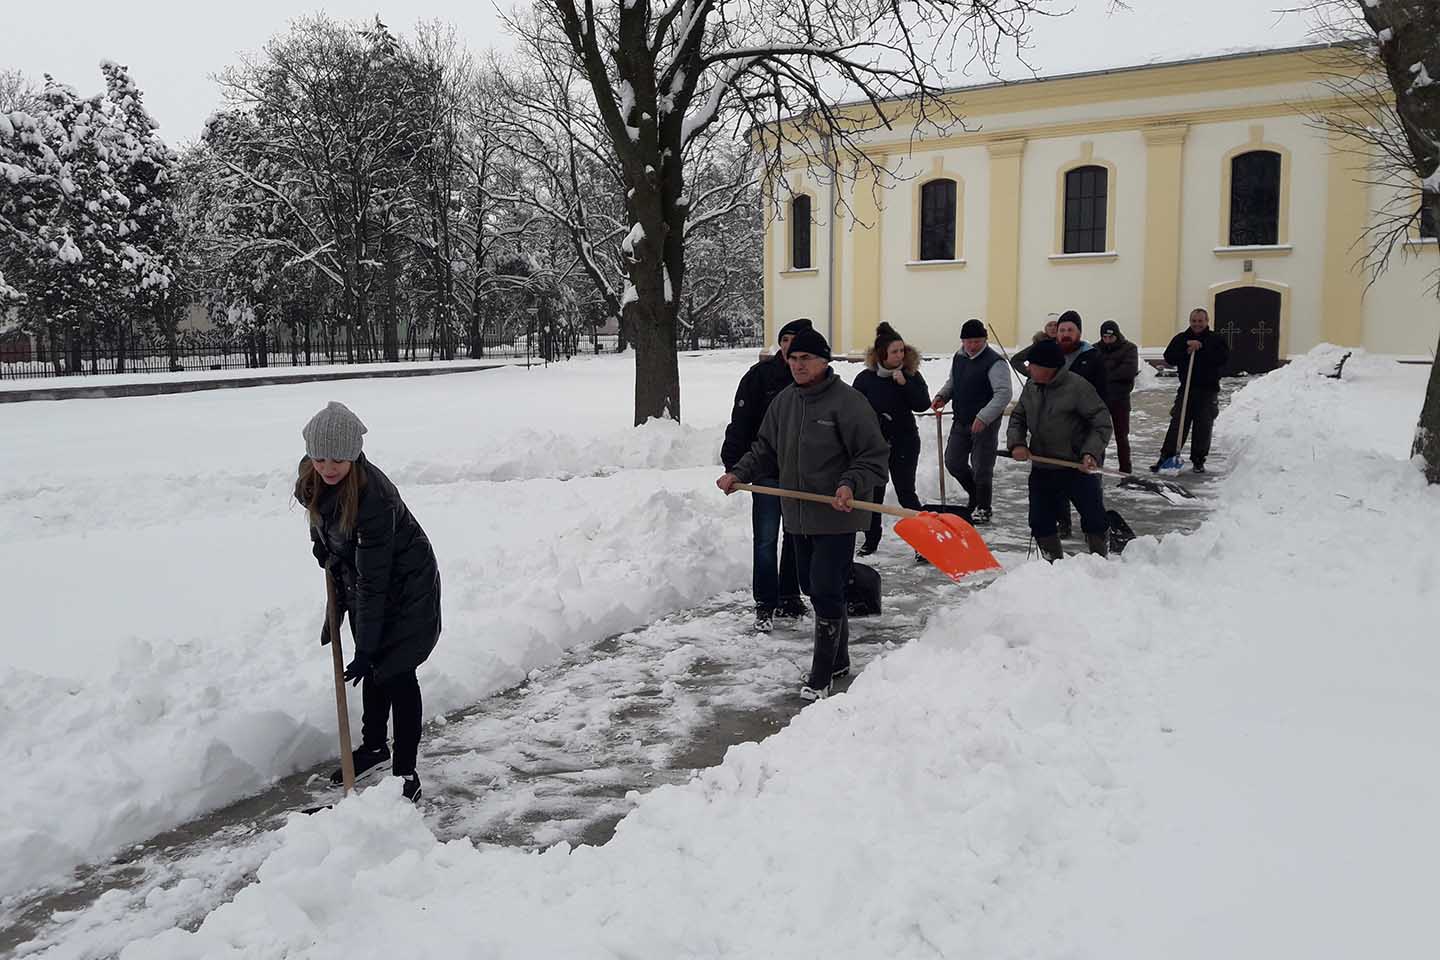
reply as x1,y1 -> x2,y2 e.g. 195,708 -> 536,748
1097,336 -> 1140,398
308,455 -> 441,681
850,346 -> 931,443
720,351 -> 794,472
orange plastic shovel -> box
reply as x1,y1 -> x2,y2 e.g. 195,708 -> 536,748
733,483 -> 1001,582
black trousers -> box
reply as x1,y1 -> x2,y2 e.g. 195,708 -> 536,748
866,432 -> 921,546
944,417 -> 1001,510
794,532 -> 855,689
1027,469 -> 1108,538
361,669 -> 423,777
1160,387 -> 1220,466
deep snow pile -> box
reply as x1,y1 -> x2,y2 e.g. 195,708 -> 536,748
116,348 -> 1439,959
0,352 -> 766,902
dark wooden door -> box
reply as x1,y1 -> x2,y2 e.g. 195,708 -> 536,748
1214,286 -> 1282,375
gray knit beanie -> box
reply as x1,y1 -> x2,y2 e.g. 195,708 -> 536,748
303,401 -> 367,461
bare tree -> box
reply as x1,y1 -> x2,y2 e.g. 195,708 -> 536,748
0,68 -> 39,113
511,0 -> 1052,425
1305,1 -> 1440,482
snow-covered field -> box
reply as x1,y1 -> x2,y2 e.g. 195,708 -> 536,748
5,346 -> 1438,958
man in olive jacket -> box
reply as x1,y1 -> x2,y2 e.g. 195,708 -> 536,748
721,317 -> 811,629
718,326 -> 889,701
1006,339 -> 1113,561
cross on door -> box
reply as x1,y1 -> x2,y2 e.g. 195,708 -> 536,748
1218,322 -> 1236,349
1251,319 -> 1274,350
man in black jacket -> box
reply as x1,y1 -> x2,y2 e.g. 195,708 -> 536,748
1096,320 -> 1140,473
721,317 -> 811,630
1152,308 -> 1231,473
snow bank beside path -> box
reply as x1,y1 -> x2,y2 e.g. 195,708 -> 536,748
123,348 -> 1439,959
0,352 -> 761,904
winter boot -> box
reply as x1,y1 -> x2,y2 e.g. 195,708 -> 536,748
776,596 -> 809,619
401,773 -> 422,804
803,617 -> 843,699
1035,535 -> 1064,564
331,742 -> 390,785
1085,533 -> 1109,558
753,605 -> 774,632
970,506 -> 992,525
831,616 -> 851,680
857,538 -> 879,557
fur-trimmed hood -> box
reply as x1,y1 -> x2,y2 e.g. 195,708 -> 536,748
864,344 -> 922,374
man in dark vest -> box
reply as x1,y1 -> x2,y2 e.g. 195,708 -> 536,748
930,318 -> 1013,524
721,317 -> 812,631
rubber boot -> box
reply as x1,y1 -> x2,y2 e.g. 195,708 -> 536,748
1035,535 -> 1064,563
1085,533 -> 1109,558
805,617 -> 843,695
832,616 -> 851,680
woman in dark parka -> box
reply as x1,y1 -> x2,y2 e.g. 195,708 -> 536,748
294,401 -> 441,803
851,323 -> 932,555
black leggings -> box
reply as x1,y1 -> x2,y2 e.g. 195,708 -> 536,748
866,432 -> 921,544
361,669 -> 423,777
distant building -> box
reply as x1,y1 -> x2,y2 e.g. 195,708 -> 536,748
764,44 -> 1439,369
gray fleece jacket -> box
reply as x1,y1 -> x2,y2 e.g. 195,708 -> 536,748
1005,369 -> 1113,469
731,369 -> 890,535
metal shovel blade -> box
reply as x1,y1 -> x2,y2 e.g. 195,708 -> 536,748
896,512 -> 1002,582
1118,474 -> 1195,503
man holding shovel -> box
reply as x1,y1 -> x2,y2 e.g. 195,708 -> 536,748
717,327 -> 890,701
1152,308 -> 1230,474
721,317 -> 812,631
1007,339 -> 1113,561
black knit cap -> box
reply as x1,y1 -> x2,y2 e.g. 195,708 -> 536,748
1057,309 -> 1082,332
777,317 -> 813,343
1028,339 -> 1065,369
960,318 -> 986,339
1099,320 -> 1121,338
787,326 -> 832,361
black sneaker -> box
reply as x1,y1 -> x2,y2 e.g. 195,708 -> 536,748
914,551 -> 928,564
331,743 -> 390,785
753,605 -> 774,632
799,682 -> 830,701
1149,462 -> 1163,474
970,507 -> 992,525
401,773 -> 422,804
832,665 -> 851,680
857,541 -> 879,557
775,598 -> 808,619
1192,463 -> 1207,474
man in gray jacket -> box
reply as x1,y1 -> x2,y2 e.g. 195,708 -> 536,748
718,326 -> 889,701
1006,339 -> 1113,561
930,318 -> 1013,524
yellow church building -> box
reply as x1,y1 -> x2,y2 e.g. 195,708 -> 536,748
763,44 -> 1439,370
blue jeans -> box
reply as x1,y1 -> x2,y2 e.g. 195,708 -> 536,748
752,493 -> 801,609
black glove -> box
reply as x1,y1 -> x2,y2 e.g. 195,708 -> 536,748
319,607 -> 345,646
343,652 -> 372,686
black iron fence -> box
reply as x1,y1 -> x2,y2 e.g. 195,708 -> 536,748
0,327 -> 620,380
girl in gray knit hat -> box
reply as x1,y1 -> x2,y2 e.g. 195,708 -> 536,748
294,401 -> 442,803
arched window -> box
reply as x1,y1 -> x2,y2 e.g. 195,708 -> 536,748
791,194 -> 812,269
1229,150 -> 1282,246
1421,199 -> 1437,240
919,178 -> 957,261
1062,165 -> 1108,254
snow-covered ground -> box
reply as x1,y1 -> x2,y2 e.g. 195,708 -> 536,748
5,346 -> 1437,959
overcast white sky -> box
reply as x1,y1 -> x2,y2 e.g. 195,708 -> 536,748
0,0 -> 1318,145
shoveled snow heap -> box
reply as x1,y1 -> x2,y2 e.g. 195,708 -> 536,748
122,347 -> 1439,959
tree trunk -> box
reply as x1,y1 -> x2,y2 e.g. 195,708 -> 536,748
630,294 -> 680,424
382,231 -> 400,362
1415,327 -> 1440,483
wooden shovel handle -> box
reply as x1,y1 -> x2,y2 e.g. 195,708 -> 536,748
733,482 -> 918,519
1008,451 -> 1128,480
326,571 -> 356,795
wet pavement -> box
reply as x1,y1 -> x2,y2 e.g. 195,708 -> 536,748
2,378 -> 1237,959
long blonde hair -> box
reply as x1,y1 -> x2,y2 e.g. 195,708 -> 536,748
294,458 -> 367,534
